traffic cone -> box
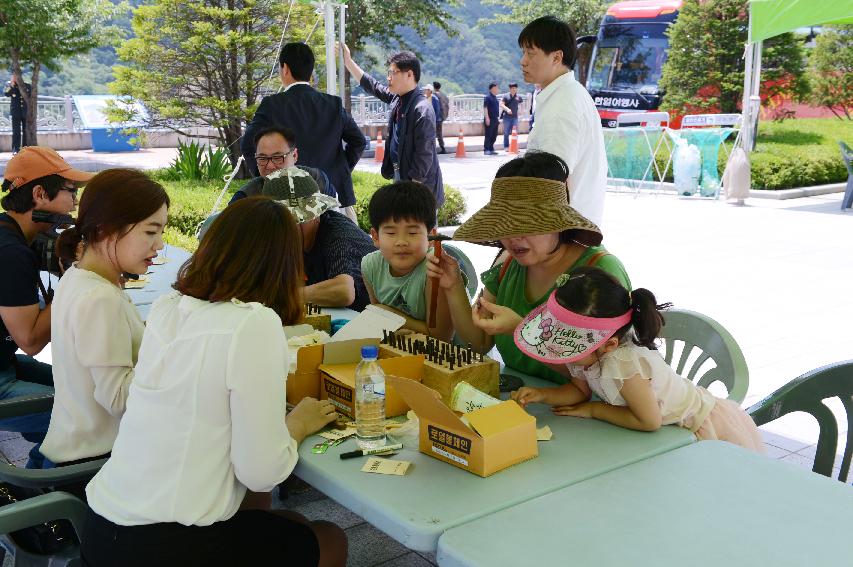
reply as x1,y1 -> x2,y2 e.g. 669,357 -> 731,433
508,126 -> 519,154
374,131 -> 385,163
455,129 -> 466,158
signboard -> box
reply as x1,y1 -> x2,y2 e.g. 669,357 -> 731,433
71,95 -> 147,129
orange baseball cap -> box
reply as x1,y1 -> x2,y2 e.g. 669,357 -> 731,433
3,146 -> 94,190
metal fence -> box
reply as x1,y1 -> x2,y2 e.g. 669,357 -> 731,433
0,95 -> 83,132
0,92 -> 530,133
349,93 -> 532,125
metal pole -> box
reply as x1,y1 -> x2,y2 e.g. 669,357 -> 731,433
323,1 -> 336,95
741,42 -> 753,152
338,4 -> 346,100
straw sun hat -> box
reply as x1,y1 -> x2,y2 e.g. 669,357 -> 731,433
453,176 -> 602,247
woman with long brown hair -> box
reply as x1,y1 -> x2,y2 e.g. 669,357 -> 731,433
41,168 -> 169,468
82,197 -> 346,566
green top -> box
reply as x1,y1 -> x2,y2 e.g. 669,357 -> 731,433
481,246 -> 631,384
361,250 -> 428,320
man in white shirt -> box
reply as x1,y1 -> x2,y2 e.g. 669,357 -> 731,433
519,16 -> 607,227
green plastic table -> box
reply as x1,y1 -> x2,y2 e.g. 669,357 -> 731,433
126,246 -> 192,320
293,369 -> 695,552
436,441 -> 853,566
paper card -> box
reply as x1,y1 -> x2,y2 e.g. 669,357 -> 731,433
123,277 -> 149,289
318,428 -> 356,441
361,457 -> 411,476
537,425 -> 553,441
329,305 -> 405,343
151,256 -> 169,265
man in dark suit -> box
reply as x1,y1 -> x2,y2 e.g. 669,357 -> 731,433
4,76 -> 31,154
242,42 -> 366,220
340,43 -> 444,209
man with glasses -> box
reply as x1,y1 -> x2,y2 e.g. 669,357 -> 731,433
339,43 -> 444,210
229,127 -> 337,205
0,147 -> 93,468
242,42 -> 366,221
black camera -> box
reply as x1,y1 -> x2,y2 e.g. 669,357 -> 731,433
31,210 -> 75,276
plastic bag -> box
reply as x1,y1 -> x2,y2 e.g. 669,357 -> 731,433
673,138 -> 701,195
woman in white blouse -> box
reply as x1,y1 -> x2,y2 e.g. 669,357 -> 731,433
42,168 -> 170,469
83,197 -> 346,566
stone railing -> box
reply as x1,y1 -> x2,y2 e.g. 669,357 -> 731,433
350,92 -> 532,126
0,95 -> 83,131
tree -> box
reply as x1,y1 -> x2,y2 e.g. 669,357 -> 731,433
0,0 -> 114,145
808,25 -> 852,120
109,0 -> 323,166
479,0 -> 608,36
342,0 -> 458,107
659,0 -> 808,117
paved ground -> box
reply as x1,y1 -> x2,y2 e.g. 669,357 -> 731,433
1,145 -> 851,565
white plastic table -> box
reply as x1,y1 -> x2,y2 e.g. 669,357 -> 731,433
293,368 -> 695,552
436,441 -> 853,567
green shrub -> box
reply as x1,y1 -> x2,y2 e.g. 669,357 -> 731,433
166,141 -> 234,181
352,171 -> 466,231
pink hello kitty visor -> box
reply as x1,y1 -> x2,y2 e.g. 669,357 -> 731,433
514,291 -> 632,364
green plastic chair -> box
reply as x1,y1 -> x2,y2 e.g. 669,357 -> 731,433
839,141 -> 852,210
0,394 -> 105,565
748,360 -> 853,481
658,308 -> 749,403
0,492 -> 87,566
442,244 -> 478,297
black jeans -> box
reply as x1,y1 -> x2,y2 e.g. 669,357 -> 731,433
484,118 -> 499,152
436,119 -> 445,151
81,508 -> 320,567
10,113 -> 26,152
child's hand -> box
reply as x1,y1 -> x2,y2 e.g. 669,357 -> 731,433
511,387 -> 544,408
472,297 -> 522,336
552,402 -> 594,418
426,253 -> 463,290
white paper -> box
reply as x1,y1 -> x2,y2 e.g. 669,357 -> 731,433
329,305 -> 405,343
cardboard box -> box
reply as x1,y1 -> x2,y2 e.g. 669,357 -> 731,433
287,343 -> 324,405
386,375 -> 538,477
378,334 -> 499,404
318,339 -> 424,418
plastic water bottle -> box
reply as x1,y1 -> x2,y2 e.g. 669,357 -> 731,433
355,345 -> 387,449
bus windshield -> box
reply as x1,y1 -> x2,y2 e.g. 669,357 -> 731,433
587,23 -> 670,93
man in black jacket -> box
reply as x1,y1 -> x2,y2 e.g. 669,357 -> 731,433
340,43 -> 444,209
4,76 -> 31,154
242,43 -> 366,219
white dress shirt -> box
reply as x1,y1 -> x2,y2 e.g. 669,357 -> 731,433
87,292 -> 298,526
41,266 -> 144,463
526,71 -> 607,227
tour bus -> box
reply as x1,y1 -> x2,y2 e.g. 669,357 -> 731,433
575,0 -> 683,127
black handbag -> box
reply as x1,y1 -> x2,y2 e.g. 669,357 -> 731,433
0,484 -> 78,555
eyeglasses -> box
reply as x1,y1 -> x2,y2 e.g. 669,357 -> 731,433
387,68 -> 405,77
255,149 -> 294,167
60,185 -> 78,198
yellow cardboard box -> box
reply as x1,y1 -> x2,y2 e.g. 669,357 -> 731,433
386,375 -> 538,477
318,339 -> 424,418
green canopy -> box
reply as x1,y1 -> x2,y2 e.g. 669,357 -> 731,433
749,0 -> 853,43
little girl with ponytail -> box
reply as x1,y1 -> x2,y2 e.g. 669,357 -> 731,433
511,267 -> 764,452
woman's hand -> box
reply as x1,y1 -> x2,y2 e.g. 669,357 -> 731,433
426,253 -> 463,290
287,397 -> 337,444
472,296 -> 522,336
510,387 -> 544,408
551,402 -> 595,418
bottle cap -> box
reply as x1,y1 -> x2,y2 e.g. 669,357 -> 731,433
361,345 -> 379,359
